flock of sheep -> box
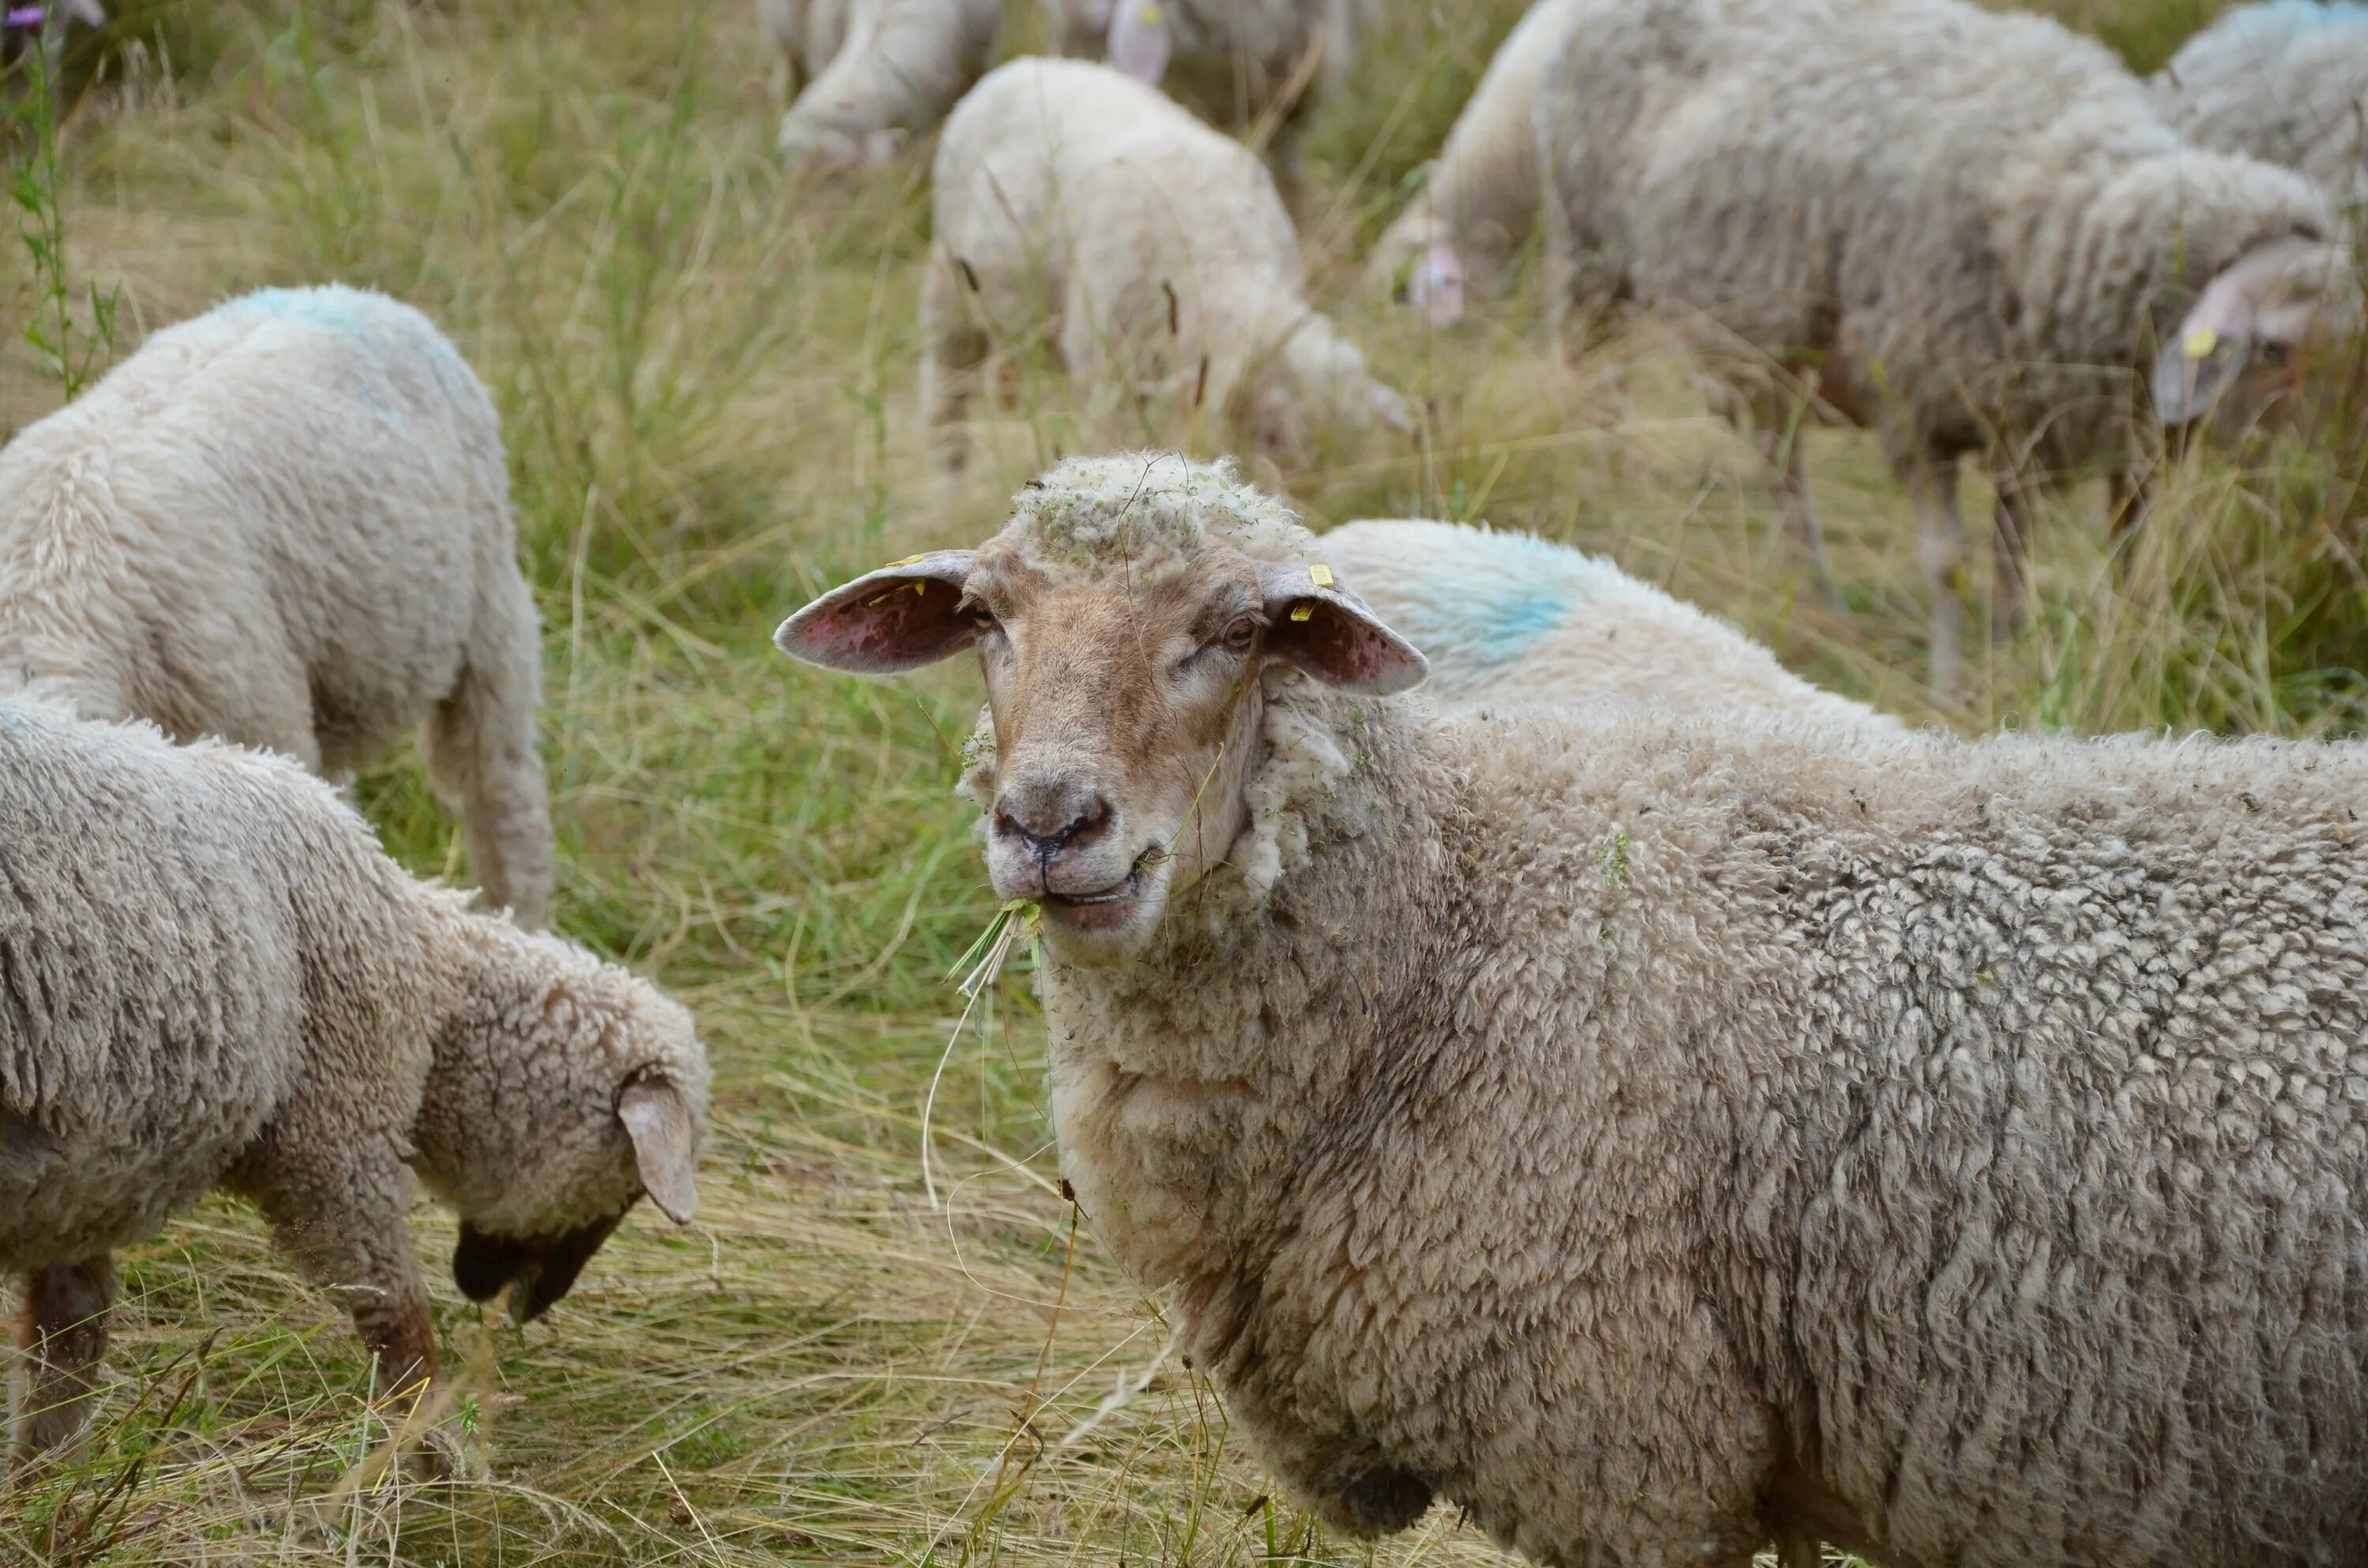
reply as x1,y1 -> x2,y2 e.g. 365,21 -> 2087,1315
1,1 -> 2366,1566
773,0 -> 2366,689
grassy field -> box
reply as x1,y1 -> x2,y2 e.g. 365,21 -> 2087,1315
0,0 -> 2363,1561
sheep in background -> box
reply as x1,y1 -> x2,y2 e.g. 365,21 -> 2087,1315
1366,0 -> 1583,326
757,0 -> 1001,174
2155,0 -> 2368,209
1042,0 -> 1365,188
0,285 -> 556,926
1535,0 -> 2362,690
0,702 -> 705,1465
924,58 -> 1412,466
779,451 -> 2368,1568
1321,518 -> 1893,729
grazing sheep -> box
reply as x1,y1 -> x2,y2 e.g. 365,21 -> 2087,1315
779,451 -> 2368,1568
1366,0 -> 1583,325
0,284 -> 557,926
758,0 -> 1001,174
1534,0 -> 2363,690
0,701 -> 705,1466
1043,0 -> 1363,185
1321,518 -> 1893,729
924,58 -> 1412,465
2155,0 -> 2368,209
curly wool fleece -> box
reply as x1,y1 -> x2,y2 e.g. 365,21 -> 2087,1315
992,460 -> 2368,1568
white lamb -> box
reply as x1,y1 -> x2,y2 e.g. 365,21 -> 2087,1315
1366,0 -> 1584,325
924,57 -> 1412,464
1534,0 -> 2363,690
2155,1 -> 2368,210
0,285 -> 556,926
757,0 -> 1001,174
0,702 -> 705,1465
779,451 -> 2368,1568
1320,518 -> 1892,729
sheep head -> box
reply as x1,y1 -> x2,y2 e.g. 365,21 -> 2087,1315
775,455 -> 1426,965
417,933 -> 708,1322
2156,234 -> 2365,427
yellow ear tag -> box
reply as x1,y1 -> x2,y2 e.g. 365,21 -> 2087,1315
1137,2 -> 1163,22
1310,563 -> 1334,588
2183,326 -> 2219,361
886,555 -> 927,567
912,580 -> 927,597
1289,604 -> 1315,622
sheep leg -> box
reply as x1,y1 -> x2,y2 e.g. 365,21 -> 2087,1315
1771,1528 -> 1823,1568
1910,457 -> 1969,693
1755,415 -> 1845,612
2107,466 -> 2150,546
9,1256 -> 113,1469
234,1149 -> 440,1411
920,252 -> 991,473
1990,473 -> 2034,642
425,588 -> 556,930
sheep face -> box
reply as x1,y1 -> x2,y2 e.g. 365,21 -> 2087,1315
2156,235 -> 2365,428
774,466 -> 1426,965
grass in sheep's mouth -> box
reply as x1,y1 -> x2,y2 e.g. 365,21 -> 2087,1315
5,0 -> 2359,1560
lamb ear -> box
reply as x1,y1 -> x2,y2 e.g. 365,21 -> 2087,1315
774,550 -> 978,675
2153,238 -> 2347,425
2155,271 -> 2261,425
1260,561 -> 1429,696
1406,241 -> 1467,328
618,1076 -> 699,1225
1107,0 -> 1172,83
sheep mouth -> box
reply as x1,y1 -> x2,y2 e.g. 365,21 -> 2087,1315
1043,870 -> 1145,928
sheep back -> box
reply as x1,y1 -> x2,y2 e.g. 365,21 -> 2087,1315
2156,0 -> 2368,208
0,704 -> 437,1272
0,285 -> 520,775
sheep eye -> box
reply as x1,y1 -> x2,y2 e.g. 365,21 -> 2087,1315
1220,616 -> 1257,652
2257,342 -> 2291,369
968,606 -> 999,632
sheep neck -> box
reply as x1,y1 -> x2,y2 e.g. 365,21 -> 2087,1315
1034,680 -> 1461,1308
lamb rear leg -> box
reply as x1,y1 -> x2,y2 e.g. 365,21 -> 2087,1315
10,1256 -> 114,1470
425,597 -> 556,929
1755,413 -> 1845,612
1910,457 -> 1969,694
921,253 -> 991,473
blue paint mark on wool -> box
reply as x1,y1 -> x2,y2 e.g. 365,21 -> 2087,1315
1366,529 -> 1601,668
2210,0 -> 2368,42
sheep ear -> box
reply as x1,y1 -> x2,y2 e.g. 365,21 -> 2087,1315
1108,0 -> 1172,83
2155,268 -> 2263,425
1260,562 -> 1429,696
1407,241 -> 1467,328
618,1077 -> 699,1225
774,550 -> 978,675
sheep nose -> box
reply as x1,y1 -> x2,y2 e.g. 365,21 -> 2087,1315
994,783 -> 1113,862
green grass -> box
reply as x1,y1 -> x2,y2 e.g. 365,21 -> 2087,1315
0,0 -> 2363,1561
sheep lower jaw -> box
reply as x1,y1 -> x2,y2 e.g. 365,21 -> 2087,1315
1037,866 -> 1167,964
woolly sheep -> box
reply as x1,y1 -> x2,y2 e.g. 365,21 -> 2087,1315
780,451 -> 2368,1568
1366,0 -> 1583,326
1043,0 -> 1363,185
924,58 -> 1412,465
2155,0 -> 2368,209
757,0 -> 1001,174
0,284 -> 557,926
1534,0 -> 2363,690
0,701 -> 706,1466
1319,518 -> 1893,729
